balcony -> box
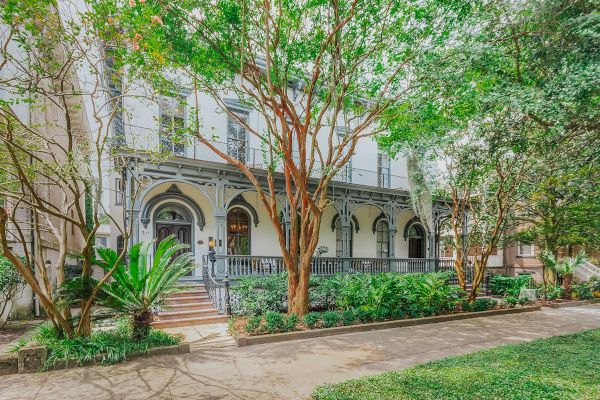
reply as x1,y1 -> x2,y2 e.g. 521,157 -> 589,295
122,124 -> 409,191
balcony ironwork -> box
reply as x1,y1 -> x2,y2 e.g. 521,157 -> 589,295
122,124 -> 410,191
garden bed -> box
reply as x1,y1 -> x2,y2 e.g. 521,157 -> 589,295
544,298 -> 600,309
234,305 -> 541,347
5,321 -> 185,374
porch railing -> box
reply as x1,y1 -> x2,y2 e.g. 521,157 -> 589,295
225,256 -> 439,278
201,263 -> 231,315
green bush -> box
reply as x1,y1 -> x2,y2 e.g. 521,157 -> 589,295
283,314 -> 299,332
341,309 -> 356,326
544,285 -> 564,300
265,311 -> 285,333
505,296 -> 518,308
572,283 -> 594,300
518,297 -> 528,306
471,299 -> 497,312
303,312 -> 321,329
322,310 -> 341,328
244,315 -> 263,334
489,275 -> 532,296
19,322 -> 179,369
0,255 -> 26,327
461,301 -> 473,312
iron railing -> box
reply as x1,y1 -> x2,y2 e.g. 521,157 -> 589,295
122,124 -> 410,191
225,255 -> 438,278
201,263 -> 231,315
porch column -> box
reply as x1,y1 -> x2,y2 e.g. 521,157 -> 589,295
214,208 -> 227,278
388,227 -> 397,258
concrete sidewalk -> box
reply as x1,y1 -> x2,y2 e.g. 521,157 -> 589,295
2,305 -> 600,400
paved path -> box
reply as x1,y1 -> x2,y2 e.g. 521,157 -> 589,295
2,305 -> 600,400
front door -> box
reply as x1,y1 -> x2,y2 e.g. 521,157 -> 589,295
156,223 -> 193,275
408,237 -> 424,258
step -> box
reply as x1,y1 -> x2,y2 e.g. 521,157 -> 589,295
165,301 -> 216,311
156,309 -> 220,321
151,314 -> 229,329
169,290 -> 208,298
165,295 -> 210,304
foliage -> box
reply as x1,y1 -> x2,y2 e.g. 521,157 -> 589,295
20,320 -> 179,369
504,297 -> 518,308
489,275 -> 533,297
571,284 -> 594,301
313,328 -> 600,399
322,311 -> 341,329
91,0 -> 471,315
542,250 -> 588,298
96,236 -> 194,339
232,272 -> 463,319
544,285 -> 564,301
264,311 -> 285,334
303,312 -> 322,329
0,255 -> 26,327
244,315 -> 263,335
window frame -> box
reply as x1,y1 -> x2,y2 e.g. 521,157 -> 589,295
517,242 -> 535,257
375,220 -> 390,258
159,94 -> 187,156
226,109 -> 249,164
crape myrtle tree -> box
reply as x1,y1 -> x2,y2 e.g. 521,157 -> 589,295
90,0 -> 469,314
380,0 -> 599,298
0,0 -> 144,337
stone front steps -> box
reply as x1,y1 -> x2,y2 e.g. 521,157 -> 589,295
152,284 -> 228,328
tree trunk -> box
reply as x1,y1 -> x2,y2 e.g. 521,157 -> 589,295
563,274 -> 572,299
287,258 -> 311,316
132,310 -> 153,340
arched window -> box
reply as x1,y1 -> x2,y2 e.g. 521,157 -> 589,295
376,220 -> 390,258
335,218 -> 353,257
227,208 -> 250,255
116,235 -> 125,256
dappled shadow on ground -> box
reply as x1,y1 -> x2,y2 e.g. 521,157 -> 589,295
1,305 -> 600,400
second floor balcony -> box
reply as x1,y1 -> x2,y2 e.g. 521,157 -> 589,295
122,125 -> 410,191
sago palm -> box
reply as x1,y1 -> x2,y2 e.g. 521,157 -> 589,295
96,235 -> 194,339
554,251 -> 587,299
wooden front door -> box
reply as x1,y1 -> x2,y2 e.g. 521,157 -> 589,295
156,223 -> 192,275
409,237 -> 424,258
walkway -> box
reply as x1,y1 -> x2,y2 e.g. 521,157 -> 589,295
2,305 -> 600,400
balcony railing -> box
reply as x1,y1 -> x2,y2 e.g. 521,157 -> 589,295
122,124 -> 410,191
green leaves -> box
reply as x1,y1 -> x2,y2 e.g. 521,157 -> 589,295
95,235 -> 194,316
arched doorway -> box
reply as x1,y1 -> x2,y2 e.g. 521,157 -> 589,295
154,204 -> 193,275
227,207 -> 251,255
407,224 -> 426,258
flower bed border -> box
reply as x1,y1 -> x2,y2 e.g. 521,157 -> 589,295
545,298 -> 600,309
235,305 -> 541,347
0,341 -> 190,376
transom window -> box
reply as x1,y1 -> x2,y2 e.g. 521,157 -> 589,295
156,205 -> 191,223
376,220 -> 390,258
227,111 -> 248,163
159,95 -> 186,156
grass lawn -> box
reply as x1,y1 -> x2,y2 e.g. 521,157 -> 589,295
313,328 -> 600,400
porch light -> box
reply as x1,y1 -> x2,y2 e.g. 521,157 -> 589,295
208,238 -> 215,248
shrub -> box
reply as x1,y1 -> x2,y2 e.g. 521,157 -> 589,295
303,312 -> 321,329
355,308 -> 373,323
244,315 -> 263,334
545,285 -> 564,300
322,310 -> 341,328
283,314 -> 299,332
518,297 -> 528,306
22,322 -> 179,368
471,299 -> 497,312
489,275 -> 532,296
461,301 -> 473,313
572,284 -> 594,300
341,309 -> 356,326
265,311 -> 285,333
0,255 -> 26,328
505,297 -> 518,308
